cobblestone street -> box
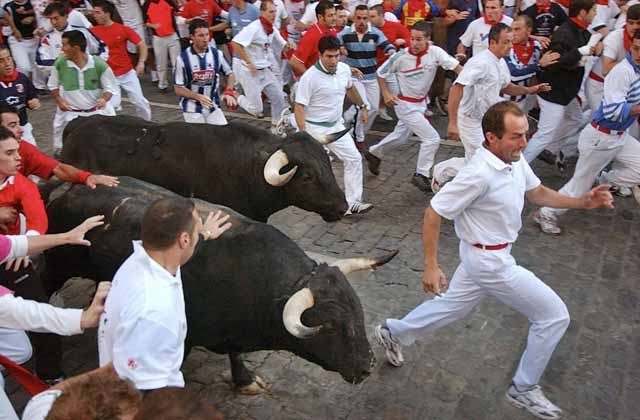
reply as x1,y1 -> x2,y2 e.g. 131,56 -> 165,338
7,81 -> 640,420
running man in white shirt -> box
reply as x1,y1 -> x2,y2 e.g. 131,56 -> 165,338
232,0 -> 291,135
375,101 -> 614,420
535,33 -> 640,234
456,0 -> 513,58
174,18 -> 240,125
98,198 -> 231,391
449,23 -> 550,160
294,35 -> 373,215
365,21 -> 461,193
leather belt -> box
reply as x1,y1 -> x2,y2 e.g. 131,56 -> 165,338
591,121 -> 623,136
472,243 -> 509,251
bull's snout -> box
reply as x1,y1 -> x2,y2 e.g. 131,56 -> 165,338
322,201 -> 348,222
341,354 -> 376,384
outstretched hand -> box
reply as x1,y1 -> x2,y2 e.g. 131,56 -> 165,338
202,210 -> 232,240
64,215 -> 106,246
582,184 -> 615,209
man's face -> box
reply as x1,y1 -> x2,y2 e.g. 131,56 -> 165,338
0,49 -> 14,78
368,9 -> 384,27
490,28 -> 513,57
631,38 -> 640,65
627,17 -> 640,36
409,29 -> 428,53
48,11 -> 68,31
179,208 -> 202,266
580,4 -> 597,24
0,113 -> 23,140
261,3 -> 277,24
336,9 -> 349,27
487,113 -> 529,163
0,138 -> 21,177
485,0 -> 503,21
511,19 -> 531,44
92,6 -> 109,25
319,7 -> 336,27
354,9 -> 368,32
191,27 -> 210,51
320,49 -> 340,72
61,38 -> 79,60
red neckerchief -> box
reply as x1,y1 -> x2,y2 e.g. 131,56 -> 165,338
260,16 -> 274,35
536,0 -> 551,13
483,11 -> 503,25
570,17 -> 589,30
513,39 -> 535,64
556,0 -> 569,8
624,25 -> 633,51
409,43 -> 429,66
0,70 -> 18,83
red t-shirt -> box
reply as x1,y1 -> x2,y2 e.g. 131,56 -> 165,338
178,0 -> 222,27
0,173 -> 48,235
145,0 -> 176,37
378,20 -> 410,66
291,23 -> 337,75
91,23 -> 142,76
18,141 -> 59,180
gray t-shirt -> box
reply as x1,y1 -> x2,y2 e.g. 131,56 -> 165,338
227,3 -> 259,37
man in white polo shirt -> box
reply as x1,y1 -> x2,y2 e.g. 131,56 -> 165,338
293,35 -> 373,216
98,198 -> 232,390
375,100 -> 614,420
456,0 -> 513,58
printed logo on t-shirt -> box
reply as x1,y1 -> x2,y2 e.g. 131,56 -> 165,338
481,33 -> 489,41
15,84 -> 24,93
192,69 -> 215,85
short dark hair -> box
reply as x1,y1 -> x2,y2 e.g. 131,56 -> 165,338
411,20 -> 432,38
141,197 -> 196,250
92,0 -> 116,18
628,3 -> 640,20
189,17 -> 209,35
482,101 -> 525,139
369,4 -> 384,15
259,0 -> 274,11
62,30 -> 87,52
514,14 -> 533,28
133,388 -> 224,420
484,0 -> 503,6
569,0 -> 596,17
0,127 -> 15,143
0,103 -> 19,118
488,22 -> 511,44
315,0 -> 335,18
318,34 -> 340,53
44,1 -> 68,16
354,4 -> 368,12
634,30 -> 640,41
0,45 -> 10,55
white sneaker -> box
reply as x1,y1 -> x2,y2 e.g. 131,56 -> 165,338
378,107 -> 393,121
151,70 -> 159,83
344,201 -> 373,216
374,325 -> 404,367
598,171 -> 632,197
506,384 -> 563,420
533,209 -> 561,235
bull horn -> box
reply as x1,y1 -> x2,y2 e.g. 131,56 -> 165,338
330,250 -> 399,275
311,126 -> 351,145
282,288 -> 322,339
264,149 -> 298,187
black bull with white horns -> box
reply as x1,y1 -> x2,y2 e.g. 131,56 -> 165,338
43,177 -> 397,392
61,115 -> 350,222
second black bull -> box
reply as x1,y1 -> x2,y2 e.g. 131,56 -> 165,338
44,177 -> 397,392
61,115 -> 349,222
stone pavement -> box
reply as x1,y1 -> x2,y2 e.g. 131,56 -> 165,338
7,80 -> 640,420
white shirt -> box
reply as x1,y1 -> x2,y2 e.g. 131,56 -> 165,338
0,294 -> 82,334
284,0 -> 306,42
431,147 -> 541,245
591,28 -> 626,78
591,0 -> 620,32
296,61 -> 352,126
113,0 -> 144,29
377,45 -> 459,99
455,49 -> 511,120
300,1 -> 318,26
232,19 -> 286,69
98,241 -> 187,390
459,14 -> 513,56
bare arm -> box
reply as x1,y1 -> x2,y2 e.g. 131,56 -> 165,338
288,55 -> 307,76
501,82 -> 550,96
447,83 -> 464,139
135,41 -> 149,76
422,207 -> 447,295
210,21 -> 228,31
231,42 -> 256,73
456,42 -> 467,56
25,215 -> 105,255
602,56 -> 617,76
378,76 -> 397,106
526,184 -> 614,209
294,102 -> 306,132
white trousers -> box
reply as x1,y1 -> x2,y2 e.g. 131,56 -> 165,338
236,63 -> 286,122
8,37 -> 38,79
541,124 -> 640,218
0,328 -> 33,420
183,107 -> 227,125
53,106 -> 116,151
369,100 -> 440,177
387,242 -> 570,389
305,122 -> 364,206
152,34 -> 180,89
343,79 -> 379,142
111,70 -> 152,120
458,113 -> 484,161
523,96 -> 587,163
585,77 -> 604,113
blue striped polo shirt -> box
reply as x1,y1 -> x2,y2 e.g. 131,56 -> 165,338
338,25 -> 394,81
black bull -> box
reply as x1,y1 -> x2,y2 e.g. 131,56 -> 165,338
61,115 -> 349,222
44,177 -> 397,390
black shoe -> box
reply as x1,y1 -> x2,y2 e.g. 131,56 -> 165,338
555,151 -> 566,173
364,151 -> 380,176
537,150 -> 556,165
411,173 -> 432,193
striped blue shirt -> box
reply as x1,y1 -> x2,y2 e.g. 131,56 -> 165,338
174,46 -> 232,113
338,24 -> 394,81
592,53 -> 640,132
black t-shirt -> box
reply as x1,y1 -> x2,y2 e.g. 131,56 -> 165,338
523,2 -> 567,38
0,72 -> 37,125
3,0 -> 37,38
